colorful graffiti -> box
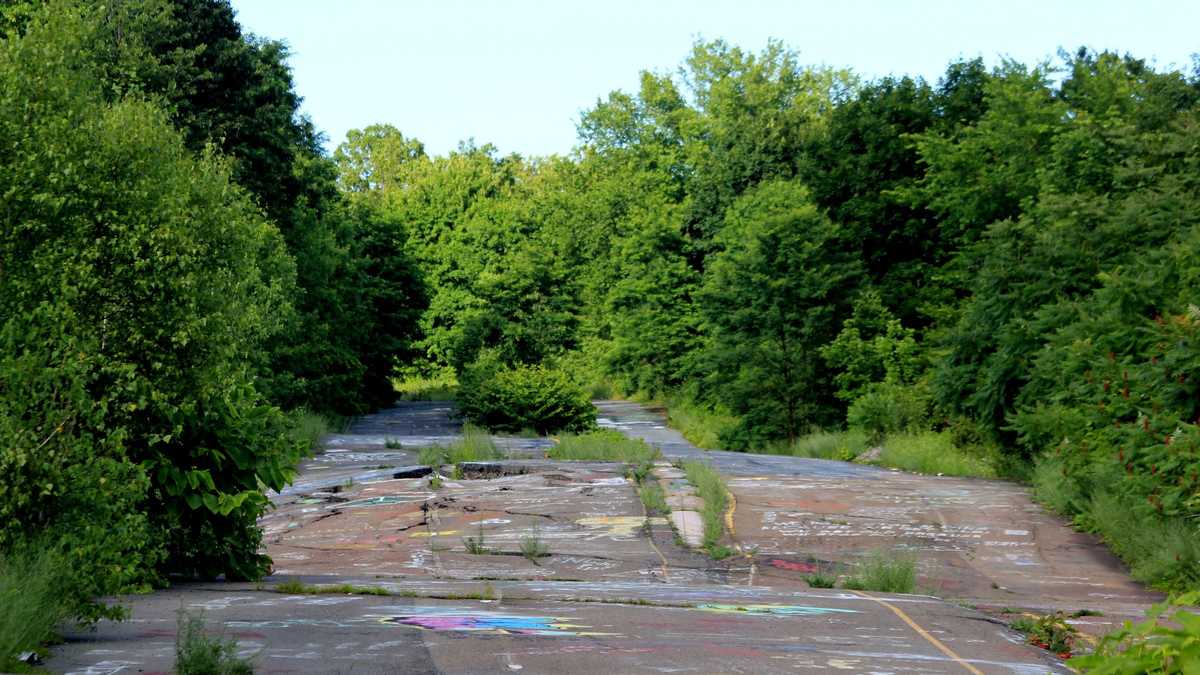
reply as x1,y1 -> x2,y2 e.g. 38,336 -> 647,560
381,610 -> 614,636
697,603 -> 858,616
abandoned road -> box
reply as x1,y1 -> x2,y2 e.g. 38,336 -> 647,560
49,401 -> 1157,674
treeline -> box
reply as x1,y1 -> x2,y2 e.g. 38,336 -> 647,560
340,43 -> 1200,591
0,0 -> 425,628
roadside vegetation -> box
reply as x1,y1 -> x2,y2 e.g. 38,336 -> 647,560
680,461 -> 735,559
1068,591 -> 1200,673
418,425 -> 504,467
5,0 -> 1200,662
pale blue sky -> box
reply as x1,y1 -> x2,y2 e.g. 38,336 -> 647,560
230,0 -> 1198,157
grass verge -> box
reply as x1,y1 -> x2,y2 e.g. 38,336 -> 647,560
680,460 -> 731,556
0,544 -> 68,671
639,483 -> 670,516
1033,455 -> 1200,593
760,429 -> 870,460
548,430 -> 661,464
659,395 -> 735,450
867,431 -> 996,478
419,424 -> 503,466
175,609 -> 253,675
842,550 -> 916,593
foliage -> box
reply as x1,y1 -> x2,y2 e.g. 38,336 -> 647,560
821,289 -> 921,402
1010,612 -> 1078,658
548,430 -> 661,464
175,610 -> 254,675
520,525 -> 550,561
846,381 -> 931,442
1069,592 -> 1200,673
457,359 -> 596,434
697,179 -> 859,446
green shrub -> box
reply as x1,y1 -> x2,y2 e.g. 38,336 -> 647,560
846,381 -> 930,443
457,358 -> 596,434
549,430 -> 661,463
1069,592 -> 1200,673
0,3 -> 302,612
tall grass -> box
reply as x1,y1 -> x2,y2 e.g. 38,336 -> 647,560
639,483 -> 670,516
1034,457 -> 1200,592
659,395 -> 735,450
761,429 -> 870,460
419,424 -> 503,466
392,371 -> 457,401
288,409 -> 333,455
843,550 -> 917,593
872,431 -> 996,477
0,545 -> 68,669
175,609 -> 253,675
681,460 -> 730,554
549,430 -> 661,464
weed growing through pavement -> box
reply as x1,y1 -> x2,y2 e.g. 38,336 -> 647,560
463,525 -> 489,555
1010,612 -> 1077,658
638,483 -> 669,516
549,430 -> 661,464
175,609 -> 254,675
520,524 -> 549,562
428,473 -> 443,490
842,550 -> 916,593
419,425 -> 503,467
680,460 -> 731,558
384,438 -> 403,449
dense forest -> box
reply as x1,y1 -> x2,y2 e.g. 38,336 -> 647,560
1,0 -> 1198,643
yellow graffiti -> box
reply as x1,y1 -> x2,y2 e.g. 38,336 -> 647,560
411,530 -> 461,537
575,516 -> 666,537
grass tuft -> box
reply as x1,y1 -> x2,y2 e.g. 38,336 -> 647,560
638,483 -> 670,516
288,409 -> 334,455
842,550 -> 916,593
419,424 -> 503,467
548,430 -> 661,464
520,525 -> 549,562
0,544 -> 68,671
175,609 -> 253,675
275,581 -> 392,596
762,429 -> 869,460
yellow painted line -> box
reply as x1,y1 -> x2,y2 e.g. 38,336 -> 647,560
850,590 -> 985,675
724,487 -> 757,586
639,478 -> 671,582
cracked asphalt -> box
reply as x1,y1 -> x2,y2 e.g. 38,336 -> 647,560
47,400 -> 1144,674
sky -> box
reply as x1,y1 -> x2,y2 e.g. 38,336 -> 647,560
230,0 -> 1199,158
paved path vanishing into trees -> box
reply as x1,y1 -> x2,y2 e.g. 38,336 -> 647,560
48,400 -> 1157,674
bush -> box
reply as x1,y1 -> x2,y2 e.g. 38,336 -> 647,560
418,425 -> 503,466
0,2 -> 302,618
457,358 -> 596,433
847,381 -> 930,442
1069,591 -> 1200,673
763,429 -> 869,460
